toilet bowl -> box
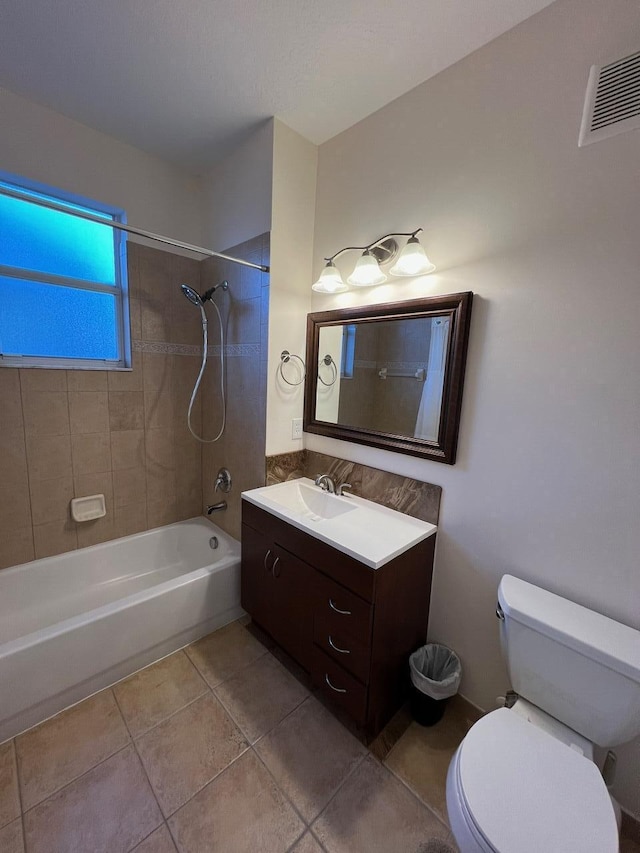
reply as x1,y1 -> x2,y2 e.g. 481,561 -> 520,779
446,707 -> 619,853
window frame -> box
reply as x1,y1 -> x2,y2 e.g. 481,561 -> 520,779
0,170 -> 131,371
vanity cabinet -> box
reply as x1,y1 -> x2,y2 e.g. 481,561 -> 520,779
241,500 -> 436,735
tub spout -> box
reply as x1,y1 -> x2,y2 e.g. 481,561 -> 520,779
207,501 -> 227,514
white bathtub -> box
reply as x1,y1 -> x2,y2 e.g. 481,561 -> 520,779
0,517 -> 243,742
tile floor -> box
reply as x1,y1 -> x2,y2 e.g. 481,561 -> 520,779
0,618 -> 638,853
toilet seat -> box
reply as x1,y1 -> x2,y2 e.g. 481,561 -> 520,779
452,708 -> 618,853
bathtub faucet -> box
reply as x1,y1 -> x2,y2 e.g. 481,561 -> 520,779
207,501 -> 227,514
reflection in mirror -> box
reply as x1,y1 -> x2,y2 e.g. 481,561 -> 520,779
305,293 -> 473,464
316,317 -> 450,441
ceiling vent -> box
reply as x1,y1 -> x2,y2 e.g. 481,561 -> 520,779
579,50 -> 640,147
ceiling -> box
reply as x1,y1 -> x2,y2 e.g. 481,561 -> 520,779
0,0 -> 556,174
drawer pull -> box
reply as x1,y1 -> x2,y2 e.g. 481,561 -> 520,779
272,556 -> 281,578
328,635 -> 350,654
325,673 -> 347,693
263,549 -> 272,571
329,598 -> 351,616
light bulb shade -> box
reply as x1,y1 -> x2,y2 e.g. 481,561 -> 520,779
312,261 -> 348,293
347,251 -> 387,287
389,236 -> 436,277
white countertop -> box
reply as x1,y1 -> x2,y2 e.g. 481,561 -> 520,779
241,477 -> 437,569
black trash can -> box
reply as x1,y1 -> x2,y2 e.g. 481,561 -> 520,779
409,644 -> 462,726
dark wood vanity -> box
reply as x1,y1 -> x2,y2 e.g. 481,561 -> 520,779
241,499 -> 436,736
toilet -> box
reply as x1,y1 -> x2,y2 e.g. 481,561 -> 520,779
446,574 -> 640,853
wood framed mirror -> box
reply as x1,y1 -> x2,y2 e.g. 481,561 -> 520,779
304,292 -> 473,464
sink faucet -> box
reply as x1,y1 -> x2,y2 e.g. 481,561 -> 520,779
314,473 -> 336,494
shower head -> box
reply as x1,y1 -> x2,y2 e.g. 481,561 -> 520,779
180,281 -> 228,306
181,284 -> 203,307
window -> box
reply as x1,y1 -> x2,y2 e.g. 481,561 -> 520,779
0,172 -> 130,369
341,324 -> 356,379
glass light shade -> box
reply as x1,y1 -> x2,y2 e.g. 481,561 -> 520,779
312,261 -> 348,293
347,250 -> 387,287
389,236 -> 436,276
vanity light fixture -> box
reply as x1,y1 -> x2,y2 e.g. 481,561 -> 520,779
312,228 -> 435,293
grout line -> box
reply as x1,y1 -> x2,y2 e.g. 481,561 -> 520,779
379,755 -> 451,833
306,751 -> 368,836
9,739 -> 29,853
250,746 -> 311,831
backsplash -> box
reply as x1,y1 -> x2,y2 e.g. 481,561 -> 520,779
0,242 -> 205,569
266,450 -> 441,526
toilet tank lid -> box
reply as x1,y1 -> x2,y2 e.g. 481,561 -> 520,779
498,575 -> 640,683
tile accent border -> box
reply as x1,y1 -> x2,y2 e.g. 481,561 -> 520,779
266,450 -> 441,525
133,340 -> 261,358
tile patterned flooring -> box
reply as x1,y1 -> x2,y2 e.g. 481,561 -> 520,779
0,618 -> 638,852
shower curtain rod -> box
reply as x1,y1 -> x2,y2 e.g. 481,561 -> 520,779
0,185 -> 270,273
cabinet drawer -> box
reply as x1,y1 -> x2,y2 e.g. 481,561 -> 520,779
315,574 -> 372,646
313,614 -> 371,683
311,647 -> 368,725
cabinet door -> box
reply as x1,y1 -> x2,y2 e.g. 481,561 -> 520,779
241,523 -> 275,635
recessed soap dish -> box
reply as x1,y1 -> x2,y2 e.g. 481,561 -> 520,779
71,494 -> 106,522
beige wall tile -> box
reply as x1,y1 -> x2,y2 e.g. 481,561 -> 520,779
109,391 -> 145,431
22,391 -> 70,436
144,388 -> 175,431
66,370 -> 108,392
129,298 -> 142,339
113,503 -> 148,539
147,497 -> 178,529
113,467 -> 147,508
111,429 -> 145,470
107,354 -> 143,392
141,301 -> 170,341
0,429 -> 29,488
74,471 -> 113,509
76,514 -> 115,548
145,428 -> 175,467
142,353 -> 173,393
0,527 -> 34,570
68,392 -> 110,434
71,432 -> 111,475
0,369 -> 23,432
29,477 -> 73,525
20,368 -> 67,393
33,519 -> 77,559
26,434 -> 72,481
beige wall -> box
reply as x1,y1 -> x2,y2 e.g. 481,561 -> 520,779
266,120 -> 317,456
0,87 -> 202,244
310,0 -> 640,816
0,244 -> 205,568
201,121 -> 274,253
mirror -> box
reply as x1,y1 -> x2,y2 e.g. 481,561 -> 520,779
304,293 -> 473,464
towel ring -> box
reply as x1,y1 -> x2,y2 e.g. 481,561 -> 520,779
278,350 -> 305,386
318,354 -> 338,387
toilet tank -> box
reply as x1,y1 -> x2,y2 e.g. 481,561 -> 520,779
498,575 -> 640,747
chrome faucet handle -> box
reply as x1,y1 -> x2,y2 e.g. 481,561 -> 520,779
336,483 -> 352,497
215,467 -> 232,493
314,473 -> 336,493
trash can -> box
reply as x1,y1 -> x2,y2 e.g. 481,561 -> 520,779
409,644 -> 462,726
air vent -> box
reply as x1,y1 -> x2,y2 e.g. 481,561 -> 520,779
579,50 -> 640,147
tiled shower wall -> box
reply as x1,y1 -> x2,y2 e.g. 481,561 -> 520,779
201,234 -> 269,540
0,243 -> 208,569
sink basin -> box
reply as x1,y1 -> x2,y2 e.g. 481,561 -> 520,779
242,477 -> 437,568
263,480 -> 356,522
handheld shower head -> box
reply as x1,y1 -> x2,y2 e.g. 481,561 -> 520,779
180,281 -> 228,306
181,284 -> 203,307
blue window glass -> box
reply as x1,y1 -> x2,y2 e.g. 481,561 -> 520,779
0,184 -> 116,285
0,173 -> 128,368
0,277 -> 118,360
341,324 -> 356,379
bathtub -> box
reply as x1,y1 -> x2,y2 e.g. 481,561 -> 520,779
0,517 -> 243,742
